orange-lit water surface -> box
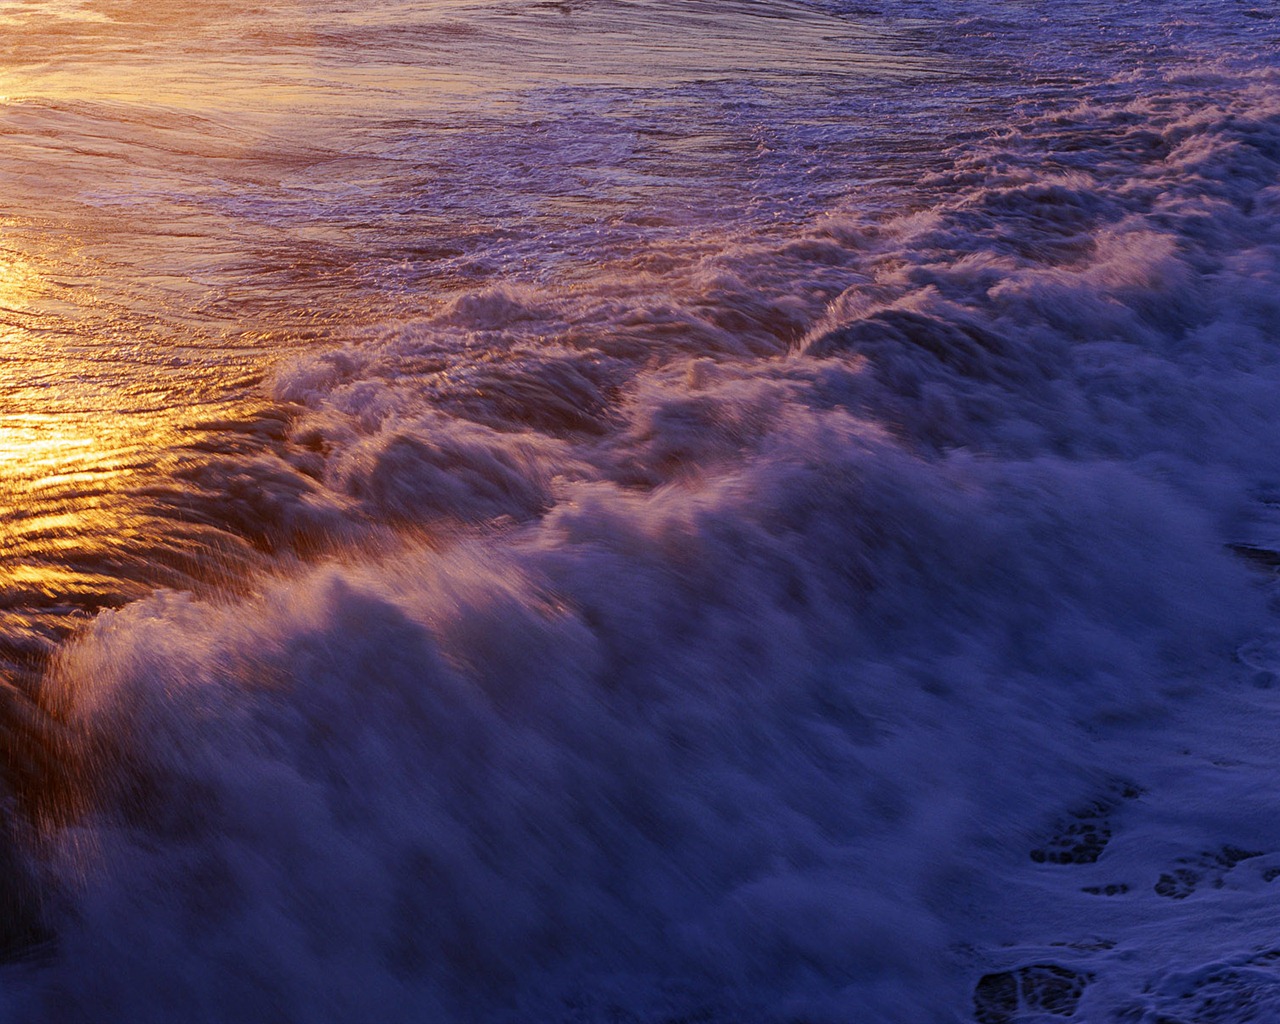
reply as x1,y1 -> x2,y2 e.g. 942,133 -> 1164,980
0,0 -> 940,679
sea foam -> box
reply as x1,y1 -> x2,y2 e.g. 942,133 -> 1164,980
6,5 -> 1280,1023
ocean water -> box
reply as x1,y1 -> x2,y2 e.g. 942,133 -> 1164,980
2,0 -> 1280,1020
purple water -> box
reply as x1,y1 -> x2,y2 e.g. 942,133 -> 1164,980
1,1 -> 1280,1020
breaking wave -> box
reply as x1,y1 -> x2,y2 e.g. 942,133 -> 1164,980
6,7 -> 1280,1024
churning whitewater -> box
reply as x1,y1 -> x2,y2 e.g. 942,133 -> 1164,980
2,1 -> 1280,1022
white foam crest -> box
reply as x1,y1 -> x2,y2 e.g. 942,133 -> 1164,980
29,387 -> 1260,1020
19,44 -> 1280,1024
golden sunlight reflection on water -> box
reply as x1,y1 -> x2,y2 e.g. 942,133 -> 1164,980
0,231 -> 270,678
0,0 -> 935,682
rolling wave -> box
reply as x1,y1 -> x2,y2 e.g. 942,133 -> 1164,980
0,2 -> 1278,1022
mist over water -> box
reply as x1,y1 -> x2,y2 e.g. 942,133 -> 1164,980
2,1 -> 1280,1021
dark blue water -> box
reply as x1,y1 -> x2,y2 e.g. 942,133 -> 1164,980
2,2 -> 1280,1021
